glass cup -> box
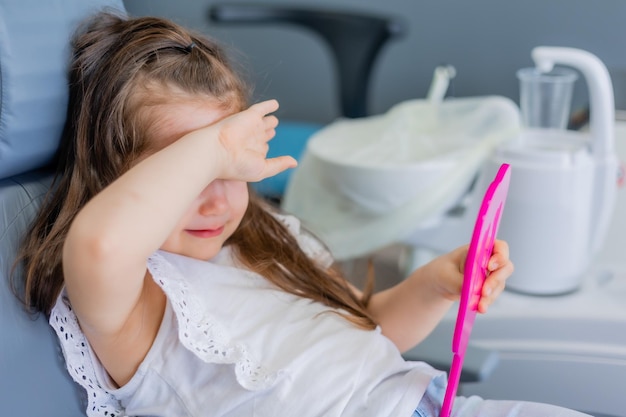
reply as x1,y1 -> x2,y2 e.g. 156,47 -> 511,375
517,67 -> 578,130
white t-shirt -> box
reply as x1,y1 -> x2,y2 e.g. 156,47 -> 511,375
50,215 -> 444,417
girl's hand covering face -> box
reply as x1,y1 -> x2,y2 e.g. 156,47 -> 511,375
209,99 -> 298,182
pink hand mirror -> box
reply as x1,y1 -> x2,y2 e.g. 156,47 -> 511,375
440,163 -> 511,417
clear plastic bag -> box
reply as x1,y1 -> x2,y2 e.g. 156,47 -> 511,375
282,96 -> 521,260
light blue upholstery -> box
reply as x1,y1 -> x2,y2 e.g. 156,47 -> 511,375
0,0 -> 120,178
0,1 -> 125,415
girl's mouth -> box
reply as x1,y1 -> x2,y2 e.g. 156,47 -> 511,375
185,226 -> 224,238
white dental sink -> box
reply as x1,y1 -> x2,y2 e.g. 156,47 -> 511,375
305,96 -> 520,214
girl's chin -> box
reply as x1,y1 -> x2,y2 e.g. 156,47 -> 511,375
159,244 -> 222,261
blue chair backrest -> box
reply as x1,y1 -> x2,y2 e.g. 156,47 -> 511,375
0,1 -> 125,415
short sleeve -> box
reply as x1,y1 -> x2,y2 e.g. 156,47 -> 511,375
273,213 -> 334,268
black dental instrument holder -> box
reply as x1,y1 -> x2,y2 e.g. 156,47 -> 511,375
208,3 -> 406,118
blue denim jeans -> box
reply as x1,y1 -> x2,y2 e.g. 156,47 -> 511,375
412,376 -> 593,417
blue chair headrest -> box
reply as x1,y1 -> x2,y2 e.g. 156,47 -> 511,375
0,0 -> 125,180
0,2 -> 126,415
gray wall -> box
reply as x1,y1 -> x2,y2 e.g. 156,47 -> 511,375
123,0 -> 626,124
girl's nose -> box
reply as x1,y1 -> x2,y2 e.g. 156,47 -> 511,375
198,180 -> 229,215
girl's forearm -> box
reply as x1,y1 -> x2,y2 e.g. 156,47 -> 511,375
62,127 -> 223,335
367,265 -> 454,353
62,128 -> 227,329
69,128 -> 223,260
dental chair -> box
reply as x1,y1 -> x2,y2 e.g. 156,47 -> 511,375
0,1 -> 495,415
0,0 -> 125,415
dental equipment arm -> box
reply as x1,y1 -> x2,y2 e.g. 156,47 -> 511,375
532,46 -> 614,156
532,46 -> 618,256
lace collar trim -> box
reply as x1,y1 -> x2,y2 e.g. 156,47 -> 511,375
49,292 -> 123,417
146,250 -> 279,390
49,251 -> 279,416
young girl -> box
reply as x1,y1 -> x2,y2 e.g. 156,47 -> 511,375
18,10 -> 590,417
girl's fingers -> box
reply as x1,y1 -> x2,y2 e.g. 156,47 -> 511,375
265,115 -> 279,132
262,155 -> 298,179
487,241 -> 510,272
249,99 -> 280,122
479,272 -> 507,312
250,98 -> 279,113
494,239 -> 509,255
479,240 -> 513,313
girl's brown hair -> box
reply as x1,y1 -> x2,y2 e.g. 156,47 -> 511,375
17,11 -> 376,329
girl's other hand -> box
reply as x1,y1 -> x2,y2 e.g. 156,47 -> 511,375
478,239 -> 513,313
213,99 -> 297,181
429,239 -> 513,313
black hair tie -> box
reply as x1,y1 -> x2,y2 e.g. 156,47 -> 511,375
185,42 -> 196,53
